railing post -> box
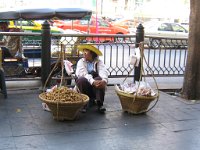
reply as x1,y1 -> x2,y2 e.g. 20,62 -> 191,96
134,23 -> 144,82
41,21 -> 51,88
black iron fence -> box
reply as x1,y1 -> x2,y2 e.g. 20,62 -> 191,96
0,26 -> 188,85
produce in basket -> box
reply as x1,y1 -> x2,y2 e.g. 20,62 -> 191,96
41,86 -> 86,103
39,86 -> 89,120
115,84 -> 158,114
120,81 -> 156,97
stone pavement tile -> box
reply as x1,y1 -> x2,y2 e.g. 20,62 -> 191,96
9,117 -> 40,136
104,111 -> 158,128
13,135 -> 47,149
173,129 -> 200,146
2,86 -> 200,150
0,137 -> 15,149
167,108 -> 199,121
179,107 -> 200,119
147,92 -> 200,123
156,129 -> 200,150
154,101 -> 198,121
161,119 -> 200,132
34,111 -> 116,134
156,92 -> 188,108
43,130 -> 112,146
35,118 -> 92,134
16,146 -> 49,150
0,106 -> 8,119
47,139 -> 111,150
29,107 -> 54,120
112,123 -> 171,139
147,108 -> 178,123
190,103 -> 200,109
6,105 -> 32,118
0,118 -> 12,138
43,123 -> 175,150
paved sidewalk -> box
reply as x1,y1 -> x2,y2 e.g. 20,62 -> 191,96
0,86 -> 200,150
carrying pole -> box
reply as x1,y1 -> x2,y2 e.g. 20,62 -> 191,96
134,23 -> 144,82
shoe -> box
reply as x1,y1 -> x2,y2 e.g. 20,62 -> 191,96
80,108 -> 87,113
15,52 -> 28,60
80,105 -> 87,113
15,56 -> 28,61
88,99 -> 97,107
42,103 -> 51,112
97,106 -> 106,113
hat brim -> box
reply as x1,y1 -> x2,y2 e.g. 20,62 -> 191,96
77,44 -> 102,56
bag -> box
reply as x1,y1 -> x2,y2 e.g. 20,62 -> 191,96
129,47 -> 141,67
64,59 -> 74,75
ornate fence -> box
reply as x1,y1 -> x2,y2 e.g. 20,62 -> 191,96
0,30 -> 188,83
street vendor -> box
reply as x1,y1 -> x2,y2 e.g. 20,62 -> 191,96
0,21 -> 24,60
75,44 -> 108,113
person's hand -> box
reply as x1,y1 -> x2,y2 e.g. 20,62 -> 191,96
93,80 -> 106,89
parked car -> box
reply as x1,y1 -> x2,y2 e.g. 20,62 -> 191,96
112,18 -> 138,29
9,20 -> 62,33
8,20 -> 64,45
143,21 -> 188,48
53,16 -> 130,42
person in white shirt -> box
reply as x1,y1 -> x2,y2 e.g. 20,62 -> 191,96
0,21 -> 24,60
76,44 -> 108,113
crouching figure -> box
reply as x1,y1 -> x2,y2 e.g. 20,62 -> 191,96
75,44 -> 108,113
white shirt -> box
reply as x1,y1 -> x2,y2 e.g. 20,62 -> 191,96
75,58 -> 108,85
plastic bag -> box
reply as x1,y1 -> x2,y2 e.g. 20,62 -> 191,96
135,81 -> 156,96
129,47 -> 141,67
120,82 -> 137,94
64,59 -> 74,75
120,81 -> 156,97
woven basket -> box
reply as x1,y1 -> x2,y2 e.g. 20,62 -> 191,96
39,93 -> 89,121
115,85 -> 158,114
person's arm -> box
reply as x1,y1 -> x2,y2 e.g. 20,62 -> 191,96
75,58 -> 95,85
93,80 -> 107,89
97,60 -> 109,84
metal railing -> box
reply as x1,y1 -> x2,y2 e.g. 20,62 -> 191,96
0,28 -> 188,83
143,36 -> 188,76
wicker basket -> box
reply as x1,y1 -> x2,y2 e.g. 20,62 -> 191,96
39,93 -> 89,121
115,85 -> 158,114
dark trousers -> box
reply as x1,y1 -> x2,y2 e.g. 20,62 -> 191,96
1,47 -> 12,59
76,76 -> 105,107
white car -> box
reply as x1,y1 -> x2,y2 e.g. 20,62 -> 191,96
143,21 -> 188,48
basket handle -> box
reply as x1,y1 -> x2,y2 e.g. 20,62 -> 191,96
137,42 -> 159,113
42,46 -> 62,92
42,44 -> 81,93
145,96 -> 159,113
130,42 -> 159,113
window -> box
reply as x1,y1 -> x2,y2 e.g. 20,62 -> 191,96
158,23 -> 172,31
15,21 -> 35,26
80,20 -> 89,25
172,24 -> 186,32
97,19 -> 109,27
